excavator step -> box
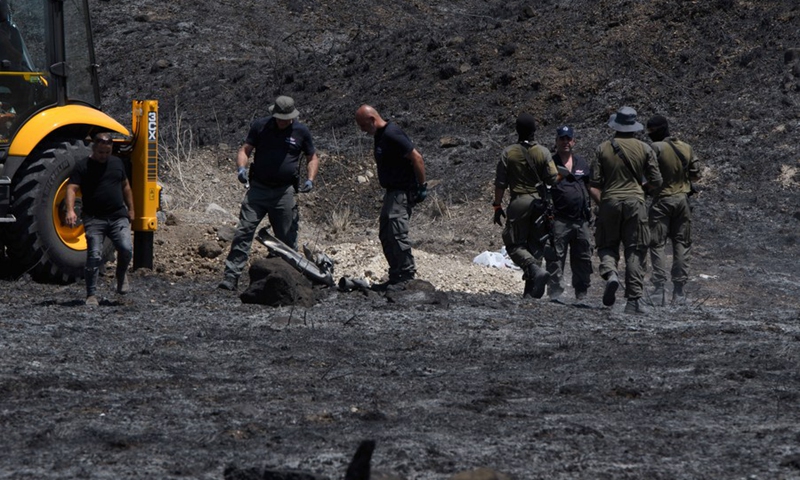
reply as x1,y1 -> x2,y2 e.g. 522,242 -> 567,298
0,175 -> 14,222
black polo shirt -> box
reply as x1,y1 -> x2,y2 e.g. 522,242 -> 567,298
245,116 -> 315,186
374,122 -> 417,190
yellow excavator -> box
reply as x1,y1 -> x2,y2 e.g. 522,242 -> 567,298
0,0 -> 158,282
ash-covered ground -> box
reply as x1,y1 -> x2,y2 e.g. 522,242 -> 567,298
1,255 -> 799,479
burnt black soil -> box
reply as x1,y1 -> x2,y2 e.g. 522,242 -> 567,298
1,264 -> 800,479
2,0 -> 800,478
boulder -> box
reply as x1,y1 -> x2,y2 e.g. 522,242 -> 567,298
197,241 -> 222,259
240,257 -> 315,308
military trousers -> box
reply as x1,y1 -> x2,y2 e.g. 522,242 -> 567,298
594,196 -> 649,299
502,193 -> 547,270
544,217 -> 593,294
223,181 -> 298,280
379,189 -> 416,281
649,193 -> 692,287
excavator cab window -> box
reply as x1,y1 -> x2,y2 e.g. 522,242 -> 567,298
0,0 -> 48,143
0,0 -> 34,72
0,0 -> 99,144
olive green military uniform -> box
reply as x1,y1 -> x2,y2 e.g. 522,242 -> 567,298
649,137 -> 701,291
590,137 -> 662,300
496,142 -> 559,270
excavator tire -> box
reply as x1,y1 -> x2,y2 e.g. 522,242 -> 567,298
6,140 -> 113,283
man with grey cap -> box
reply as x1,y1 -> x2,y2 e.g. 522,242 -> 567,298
218,95 -> 319,291
645,115 -> 701,306
589,106 -> 662,314
492,112 -> 559,299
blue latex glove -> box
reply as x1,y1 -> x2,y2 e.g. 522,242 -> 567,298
299,179 -> 314,193
237,166 -> 248,184
415,183 -> 428,203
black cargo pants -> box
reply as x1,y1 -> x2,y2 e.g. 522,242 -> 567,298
379,189 -> 416,281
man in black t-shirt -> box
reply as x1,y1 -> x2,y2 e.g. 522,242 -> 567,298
544,126 -> 594,302
218,96 -> 319,291
355,104 -> 427,291
65,133 -> 135,306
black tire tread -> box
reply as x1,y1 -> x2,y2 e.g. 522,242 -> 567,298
6,141 -> 112,283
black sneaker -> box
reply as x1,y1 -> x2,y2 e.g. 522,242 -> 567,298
371,276 -> 413,292
385,279 -> 413,292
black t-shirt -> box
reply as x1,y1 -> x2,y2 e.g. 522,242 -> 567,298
374,122 -> 417,190
68,155 -> 129,219
551,153 -> 592,221
245,116 -> 316,186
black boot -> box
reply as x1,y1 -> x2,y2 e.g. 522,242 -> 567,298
523,264 -> 549,299
602,271 -> 619,306
647,284 -> 665,307
625,297 -> 651,314
672,282 -> 686,305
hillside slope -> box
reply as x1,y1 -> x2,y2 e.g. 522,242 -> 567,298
93,0 -> 800,269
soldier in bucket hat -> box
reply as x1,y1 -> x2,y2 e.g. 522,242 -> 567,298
589,106 -> 662,314
218,95 -> 320,291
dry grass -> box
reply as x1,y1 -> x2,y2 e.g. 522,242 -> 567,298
159,102 -> 206,211
428,192 -> 451,220
329,204 -> 352,235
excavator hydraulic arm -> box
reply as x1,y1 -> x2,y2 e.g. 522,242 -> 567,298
129,100 -> 160,269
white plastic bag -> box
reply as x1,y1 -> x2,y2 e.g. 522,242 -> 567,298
472,247 -> 519,270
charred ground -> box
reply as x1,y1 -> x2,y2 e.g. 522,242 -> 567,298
1,0 -> 800,479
